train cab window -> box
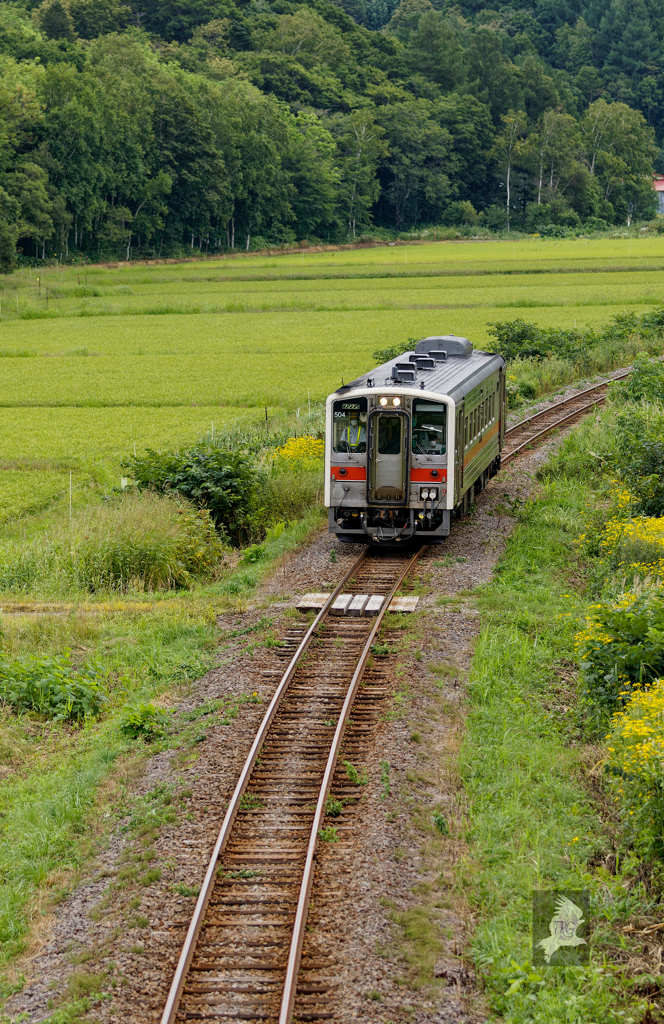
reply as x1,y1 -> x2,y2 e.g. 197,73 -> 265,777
333,397 -> 368,453
412,400 -> 447,456
378,415 -> 402,454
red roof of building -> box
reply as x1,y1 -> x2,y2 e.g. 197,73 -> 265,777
654,174 -> 664,192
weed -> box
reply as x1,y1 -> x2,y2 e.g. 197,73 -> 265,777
370,642 -> 391,657
62,970 -> 106,1001
239,793 -> 265,811
325,796 -> 344,817
329,550 -> 337,563
415,650 -> 422,662
410,731 -> 422,744
344,761 -> 368,786
323,718 -> 335,727
432,811 -> 449,835
118,703 -> 172,741
139,868 -> 162,886
171,883 -> 200,898
129,914 -> 149,928
367,990 -> 383,1001
0,654 -> 107,721
318,826 -> 339,842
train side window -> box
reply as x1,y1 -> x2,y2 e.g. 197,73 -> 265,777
332,397 -> 368,453
464,416 -> 468,447
412,400 -> 446,455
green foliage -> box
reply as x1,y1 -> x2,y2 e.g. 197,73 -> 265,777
487,309 -> 664,364
125,443 -> 258,545
0,653 -> 106,721
432,810 -> 448,834
344,760 -> 368,785
372,336 -> 420,364
0,0 -> 659,264
118,702 -> 172,741
318,825 -> 339,841
0,491 -> 224,594
612,356 -> 664,405
577,589 -> 664,727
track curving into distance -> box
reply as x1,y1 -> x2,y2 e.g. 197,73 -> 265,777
161,547 -> 424,1024
501,370 -> 630,465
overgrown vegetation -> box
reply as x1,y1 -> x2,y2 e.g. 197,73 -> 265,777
463,480 -> 657,1022
0,491 -> 224,595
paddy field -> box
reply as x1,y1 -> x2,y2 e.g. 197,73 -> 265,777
3,235 -> 664,523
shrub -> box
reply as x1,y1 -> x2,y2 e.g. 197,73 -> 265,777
611,357 -> 664,404
118,702 -> 172,741
575,588 -> 664,727
606,679 -> 664,855
0,654 -> 106,721
124,442 -> 259,544
615,421 -> 664,517
68,492 -> 223,592
598,513 -> 664,578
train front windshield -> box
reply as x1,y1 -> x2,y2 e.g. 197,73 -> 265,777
411,400 -> 447,456
333,398 -> 368,453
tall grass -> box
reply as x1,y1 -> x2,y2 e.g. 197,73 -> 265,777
0,492 -> 223,596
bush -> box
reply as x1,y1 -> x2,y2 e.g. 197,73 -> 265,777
124,442 -> 259,544
615,411 -> 664,517
612,357 -> 664,404
118,702 -> 172,741
606,679 -> 664,856
575,588 -> 664,727
0,654 -> 106,721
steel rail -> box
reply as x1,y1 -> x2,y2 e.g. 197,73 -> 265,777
501,395 -> 611,465
504,370 -> 630,440
279,545 -> 426,1023
159,548 -> 368,1024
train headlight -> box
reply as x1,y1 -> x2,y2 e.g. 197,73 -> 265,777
392,397 -> 401,406
379,397 -> 388,406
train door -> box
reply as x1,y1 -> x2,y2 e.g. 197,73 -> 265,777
368,410 -> 408,503
454,403 -> 464,504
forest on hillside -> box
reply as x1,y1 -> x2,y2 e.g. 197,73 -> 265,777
0,0 -> 661,265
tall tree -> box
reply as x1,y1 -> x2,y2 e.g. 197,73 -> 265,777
329,108 -> 388,237
491,109 -> 527,230
375,100 -> 456,229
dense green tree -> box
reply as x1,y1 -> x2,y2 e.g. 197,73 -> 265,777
404,11 -> 463,91
0,0 -> 660,262
328,108 -> 387,237
33,0 -> 76,41
374,100 -> 456,229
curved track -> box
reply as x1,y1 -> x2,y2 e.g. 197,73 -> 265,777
501,370 -> 630,465
161,548 -> 424,1024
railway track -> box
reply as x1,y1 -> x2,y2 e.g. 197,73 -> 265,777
501,370 -> 630,465
161,368 -> 633,1022
161,547 -> 424,1024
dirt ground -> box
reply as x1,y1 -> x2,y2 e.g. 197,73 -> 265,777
3,440 -> 558,1024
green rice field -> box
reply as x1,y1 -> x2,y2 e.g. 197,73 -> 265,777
2,236 -> 664,521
